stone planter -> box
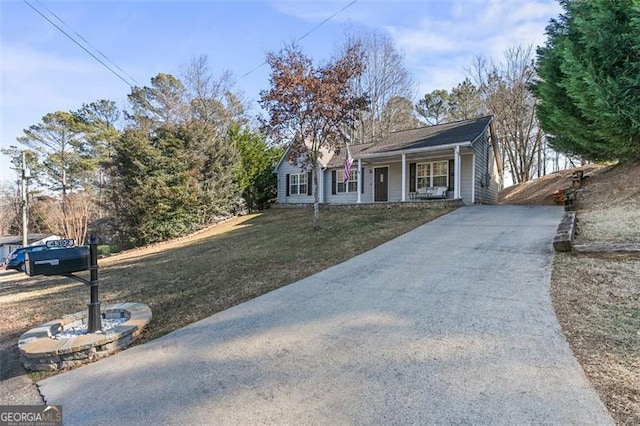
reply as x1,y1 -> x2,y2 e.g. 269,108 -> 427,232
18,302 -> 152,371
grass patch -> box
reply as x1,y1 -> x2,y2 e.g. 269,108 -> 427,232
552,253 -> 640,424
574,160 -> 640,244
1,207 -> 451,379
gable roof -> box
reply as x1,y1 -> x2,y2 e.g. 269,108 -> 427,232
273,141 -> 335,172
275,116 -> 494,171
361,116 -> 492,156
326,142 -> 374,168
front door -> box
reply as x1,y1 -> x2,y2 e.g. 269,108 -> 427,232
374,167 -> 389,202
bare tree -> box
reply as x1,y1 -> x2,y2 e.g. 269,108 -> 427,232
35,192 -> 94,245
181,55 -> 248,136
469,45 -> 543,184
260,43 -> 367,226
344,28 -> 415,143
0,182 -> 20,235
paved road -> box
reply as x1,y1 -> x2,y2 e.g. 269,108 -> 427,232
38,205 -> 613,425
0,270 -> 45,406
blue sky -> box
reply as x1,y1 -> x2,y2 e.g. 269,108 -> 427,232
0,0 -> 561,184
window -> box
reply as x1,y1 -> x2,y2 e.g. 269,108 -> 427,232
336,169 -> 358,193
289,173 -> 308,195
416,163 -> 430,190
416,161 -> 448,190
432,161 -> 448,187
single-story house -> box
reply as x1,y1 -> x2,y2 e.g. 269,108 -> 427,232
274,116 -> 504,206
0,234 -> 60,265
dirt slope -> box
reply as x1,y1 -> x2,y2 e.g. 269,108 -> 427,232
499,164 -> 608,205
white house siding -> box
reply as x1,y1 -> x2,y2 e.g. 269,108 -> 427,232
324,166 -> 372,204
472,130 -> 499,204
362,166 -> 372,201
388,163 -> 403,202
277,162 -> 320,204
460,154 -> 474,204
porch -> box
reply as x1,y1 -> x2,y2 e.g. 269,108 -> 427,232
324,143 -> 475,205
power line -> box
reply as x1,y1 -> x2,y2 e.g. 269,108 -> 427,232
34,0 -> 139,86
295,0 -> 359,45
22,0 -> 135,88
23,0 -> 359,102
238,0 -> 360,82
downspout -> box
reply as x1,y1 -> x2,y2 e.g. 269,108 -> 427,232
489,120 -> 504,188
471,153 -> 476,204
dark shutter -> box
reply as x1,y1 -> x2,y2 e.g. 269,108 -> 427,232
448,160 -> 455,191
409,163 -> 416,192
361,167 -> 365,193
286,174 -> 290,196
331,170 -> 337,195
307,172 -> 312,195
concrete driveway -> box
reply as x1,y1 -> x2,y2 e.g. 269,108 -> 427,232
38,205 -> 613,425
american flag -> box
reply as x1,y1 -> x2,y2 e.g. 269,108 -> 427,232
344,144 -> 353,182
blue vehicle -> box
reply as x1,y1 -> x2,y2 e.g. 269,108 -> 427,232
5,245 -> 49,272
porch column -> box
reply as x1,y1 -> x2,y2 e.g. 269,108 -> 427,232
319,168 -> 324,203
357,159 -> 362,204
454,145 -> 461,199
401,153 -> 407,202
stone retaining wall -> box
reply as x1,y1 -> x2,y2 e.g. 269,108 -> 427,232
272,199 -> 463,210
553,212 -> 577,252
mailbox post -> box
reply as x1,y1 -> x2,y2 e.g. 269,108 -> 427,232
87,235 -> 101,333
25,236 -> 102,333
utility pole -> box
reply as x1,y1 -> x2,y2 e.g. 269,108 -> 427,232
21,151 -> 30,247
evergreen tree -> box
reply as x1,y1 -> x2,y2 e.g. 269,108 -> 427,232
416,90 -> 450,125
448,79 -> 483,121
111,126 -> 200,246
533,0 -> 640,161
232,124 -> 282,212
16,111 -> 84,196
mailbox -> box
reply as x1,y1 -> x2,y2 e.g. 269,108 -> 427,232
25,247 -> 90,277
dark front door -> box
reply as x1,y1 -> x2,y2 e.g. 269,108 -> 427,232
374,167 -> 388,202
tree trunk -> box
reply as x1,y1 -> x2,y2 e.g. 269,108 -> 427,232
312,165 -> 320,229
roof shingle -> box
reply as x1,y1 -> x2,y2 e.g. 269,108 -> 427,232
361,116 -> 492,156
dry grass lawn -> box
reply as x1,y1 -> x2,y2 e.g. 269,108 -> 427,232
502,160 -> 640,425
574,160 -> 640,244
0,207 -> 451,381
552,254 -> 640,424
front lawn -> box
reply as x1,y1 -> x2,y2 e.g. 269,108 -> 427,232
0,206 -> 452,379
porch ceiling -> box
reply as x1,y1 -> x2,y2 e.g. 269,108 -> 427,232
359,146 -> 473,164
